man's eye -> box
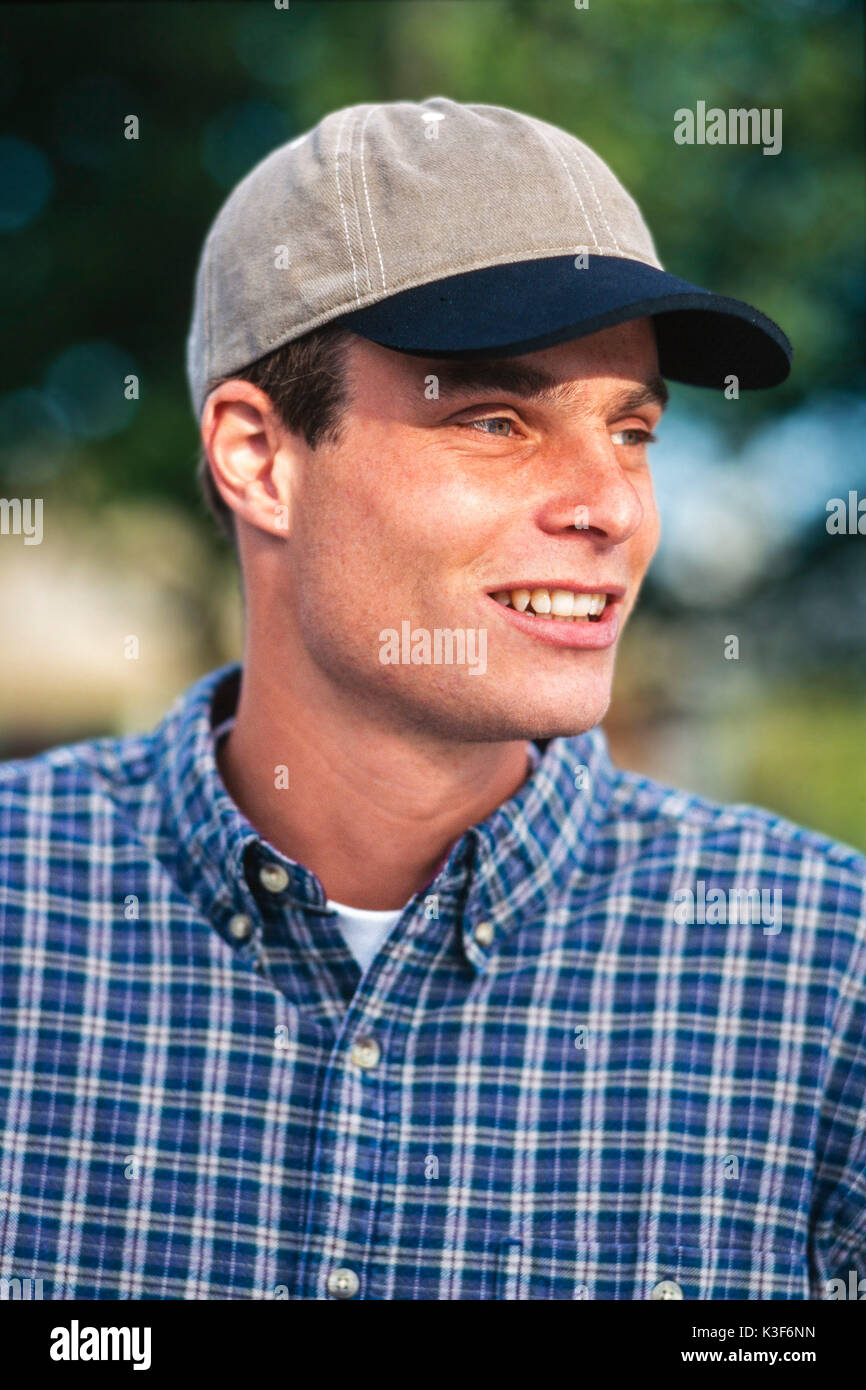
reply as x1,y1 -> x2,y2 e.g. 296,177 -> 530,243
466,416 -> 515,437
611,427 -> 657,446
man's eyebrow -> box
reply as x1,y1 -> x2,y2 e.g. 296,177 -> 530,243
611,377 -> 669,414
425,358 -> 669,412
429,358 -> 563,401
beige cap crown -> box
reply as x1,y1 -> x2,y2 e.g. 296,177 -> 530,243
186,96 -> 662,418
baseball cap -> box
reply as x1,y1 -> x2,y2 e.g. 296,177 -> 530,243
186,96 -> 792,418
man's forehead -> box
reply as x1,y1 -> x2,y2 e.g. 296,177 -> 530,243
411,354 -> 668,412
346,318 -> 666,410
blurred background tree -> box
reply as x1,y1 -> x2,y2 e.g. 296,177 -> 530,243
1,0 -> 863,846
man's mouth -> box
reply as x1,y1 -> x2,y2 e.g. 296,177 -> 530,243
488,587 -> 617,622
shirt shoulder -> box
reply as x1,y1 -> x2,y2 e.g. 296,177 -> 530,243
0,727 -> 165,881
0,726 -> 159,803
577,760 -> 866,969
0,667 -> 241,947
606,763 -> 866,880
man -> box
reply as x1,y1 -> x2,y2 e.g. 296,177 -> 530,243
1,98 -> 863,1301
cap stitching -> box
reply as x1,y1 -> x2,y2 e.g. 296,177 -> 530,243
358,106 -> 387,293
347,110 -> 374,296
570,146 -> 621,253
530,124 -> 596,247
333,109 -> 362,305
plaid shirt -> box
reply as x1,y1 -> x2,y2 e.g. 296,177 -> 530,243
1,663 -> 864,1301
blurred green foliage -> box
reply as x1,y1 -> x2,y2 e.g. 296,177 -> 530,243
743,687 -> 866,846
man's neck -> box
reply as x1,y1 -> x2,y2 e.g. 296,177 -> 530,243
216,660 -> 532,911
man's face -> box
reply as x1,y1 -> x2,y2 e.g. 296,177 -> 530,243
271,319 -> 664,742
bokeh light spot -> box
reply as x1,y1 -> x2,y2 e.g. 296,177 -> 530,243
0,137 -> 53,232
0,388 -> 70,481
202,100 -> 291,188
43,342 -> 139,441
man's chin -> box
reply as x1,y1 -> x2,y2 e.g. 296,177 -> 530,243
417,693 -> 613,745
485,678 -> 613,742
357,666 -> 614,744
509,706 -> 610,743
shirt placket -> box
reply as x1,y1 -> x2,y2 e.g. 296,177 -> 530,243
295,934 -> 409,1299
295,847 -> 479,1299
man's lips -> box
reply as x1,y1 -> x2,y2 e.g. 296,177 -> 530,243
483,584 -> 625,649
487,582 -> 627,601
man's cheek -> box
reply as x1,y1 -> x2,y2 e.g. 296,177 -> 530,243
631,507 -> 660,576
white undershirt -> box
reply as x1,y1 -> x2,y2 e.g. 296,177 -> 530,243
326,899 -> 403,973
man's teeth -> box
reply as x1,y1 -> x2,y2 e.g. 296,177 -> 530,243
491,588 -> 608,620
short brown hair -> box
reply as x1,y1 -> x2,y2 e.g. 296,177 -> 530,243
196,321 -> 355,544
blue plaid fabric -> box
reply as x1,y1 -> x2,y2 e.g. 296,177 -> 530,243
1,663 -> 864,1300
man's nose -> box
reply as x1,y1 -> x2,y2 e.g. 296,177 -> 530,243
533,437 -> 646,544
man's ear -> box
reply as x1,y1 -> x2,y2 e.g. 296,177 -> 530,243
200,380 -> 298,539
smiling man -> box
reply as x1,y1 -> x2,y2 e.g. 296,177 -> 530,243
1,98 -> 864,1303
207,323 -> 665,910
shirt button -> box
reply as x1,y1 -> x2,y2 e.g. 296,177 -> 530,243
474,920 -> 495,947
228,913 -> 253,941
650,1279 -> 684,1300
327,1267 -> 360,1299
259,862 -> 289,894
350,1036 -> 381,1070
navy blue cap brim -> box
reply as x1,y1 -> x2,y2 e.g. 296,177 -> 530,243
336,255 -> 792,390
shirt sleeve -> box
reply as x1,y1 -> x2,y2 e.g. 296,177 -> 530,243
809,883 -> 866,1295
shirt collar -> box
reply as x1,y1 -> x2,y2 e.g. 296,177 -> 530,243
438,718 -> 618,968
154,664 -> 296,934
154,663 -> 619,965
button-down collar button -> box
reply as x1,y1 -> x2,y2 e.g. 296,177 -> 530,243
327,1267 -> 360,1299
650,1279 -> 684,1300
474,920 -> 495,948
259,862 -> 289,894
228,912 -> 253,941
350,1036 -> 381,1071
